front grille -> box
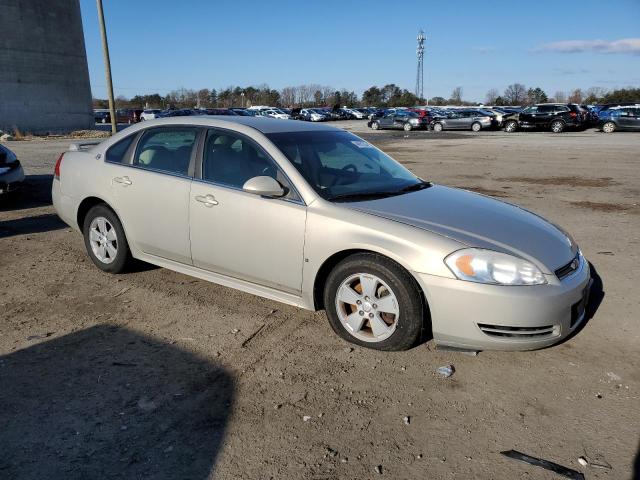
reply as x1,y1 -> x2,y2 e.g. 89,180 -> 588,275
478,323 -> 556,339
555,253 -> 581,280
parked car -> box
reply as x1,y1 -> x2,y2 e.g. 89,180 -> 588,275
0,143 -> 25,194
94,109 -> 109,123
598,105 -> 640,133
231,108 -> 256,116
99,109 -> 140,124
368,111 -> 430,131
52,116 -> 591,352
300,108 -> 327,122
157,109 -> 194,118
503,103 -> 586,133
430,111 -> 492,132
203,108 -> 237,116
264,109 -> 291,120
140,109 -> 162,121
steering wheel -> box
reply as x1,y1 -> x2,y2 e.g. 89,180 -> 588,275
329,164 -> 358,187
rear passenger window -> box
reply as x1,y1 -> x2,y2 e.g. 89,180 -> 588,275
133,128 -> 197,176
105,134 -> 135,164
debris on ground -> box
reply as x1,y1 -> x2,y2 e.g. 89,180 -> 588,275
26,332 -> 54,341
606,371 -> 621,381
436,365 -> 455,378
112,286 -> 131,297
374,464 -> 383,474
577,456 -> 588,466
501,450 -> 585,480
343,347 -> 353,353
302,415 -> 311,422
403,416 -> 410,425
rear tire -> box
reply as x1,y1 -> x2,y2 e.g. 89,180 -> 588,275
602,121 -> 616,133
471,122 -> 481,132
324,253 -> 424,351
550,120 -> 565,133
83,204 -> 132,274
371,121 -> 380,130
433,122 -> 443,132
403,123 -> 412,132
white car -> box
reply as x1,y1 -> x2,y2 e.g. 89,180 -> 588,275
300,109 -> 325,122
52,116 -> 590,352
140,109 -> 162,121
345,108 -> 367,119
264,109 -> 291,120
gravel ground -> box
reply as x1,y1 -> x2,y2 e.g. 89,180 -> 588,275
1,121 -> 639,479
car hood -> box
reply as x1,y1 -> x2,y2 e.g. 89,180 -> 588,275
346,185 -> 577,273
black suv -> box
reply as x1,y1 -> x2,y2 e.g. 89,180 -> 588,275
503,103 -> 586,133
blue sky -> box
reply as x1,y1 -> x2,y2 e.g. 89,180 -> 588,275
80,0 -> 640,102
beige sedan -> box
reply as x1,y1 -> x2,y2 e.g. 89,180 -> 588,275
52,116 -> 591,351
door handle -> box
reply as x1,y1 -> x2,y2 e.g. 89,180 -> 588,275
113,176 -> 132,186
195,194 -> 218,207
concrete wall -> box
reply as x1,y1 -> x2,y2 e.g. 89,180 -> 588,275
0,0 -> 93,133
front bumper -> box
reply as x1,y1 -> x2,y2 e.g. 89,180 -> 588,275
414,257 -> 591,351
0,162 -> 25,193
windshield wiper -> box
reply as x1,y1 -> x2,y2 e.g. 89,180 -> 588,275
329,181 -> 432,202
398,181 -> 432,193
329,191 -> 400,202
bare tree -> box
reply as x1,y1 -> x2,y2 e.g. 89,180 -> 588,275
450,86 -> 463,105
280,86 -> 296,107
584,86 -> 608,104
503,83 -> 527,105
568,88 -> 583,104
485,88 -> 499,104
554,91 -> 567,103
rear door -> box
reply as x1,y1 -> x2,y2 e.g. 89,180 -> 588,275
617,108 -> 638,129
106,126 -> 199,264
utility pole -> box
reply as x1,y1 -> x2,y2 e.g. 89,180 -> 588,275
96,0 -> 117,135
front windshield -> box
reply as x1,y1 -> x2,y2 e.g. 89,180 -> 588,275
266,131 -> 424,201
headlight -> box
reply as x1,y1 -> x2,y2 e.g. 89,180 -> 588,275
410,118 -> 420,124
445,248 -> 546,285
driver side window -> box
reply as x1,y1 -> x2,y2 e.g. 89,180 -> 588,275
202,129 -> 299,200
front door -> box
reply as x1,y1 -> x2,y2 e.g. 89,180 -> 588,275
189,128 -> 306,294
107,126 -> 199,264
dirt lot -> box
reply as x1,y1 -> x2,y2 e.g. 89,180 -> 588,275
1,123 -> 639,479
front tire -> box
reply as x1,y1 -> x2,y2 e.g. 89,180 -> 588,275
602,121 -> 616,133
371,121 -> 380,130
83,204 -> 132,274
324,253 -> 424,351
471,122 -> 482,132
550,120 -> 565,133
403,123 -> 413,132
504,120 -> 517,132
433,122 -> 443,132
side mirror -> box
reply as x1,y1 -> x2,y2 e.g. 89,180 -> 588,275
242,176 -> 285,198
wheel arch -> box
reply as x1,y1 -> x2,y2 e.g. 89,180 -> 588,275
76,196 -> 113,231
312,248 -> 428,314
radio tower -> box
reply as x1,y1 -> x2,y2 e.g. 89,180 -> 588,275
415,30 -> 425,102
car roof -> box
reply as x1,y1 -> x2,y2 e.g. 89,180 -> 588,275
124,115 -> 342,134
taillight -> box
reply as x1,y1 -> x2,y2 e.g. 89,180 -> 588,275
569,112 -> 578,118
54,152 -> 64,179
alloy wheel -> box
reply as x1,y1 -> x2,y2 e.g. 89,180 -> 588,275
602,122 -> 616,133
335,273 -> 399,343
551,121 -> 564,133
89,216 -> 118,264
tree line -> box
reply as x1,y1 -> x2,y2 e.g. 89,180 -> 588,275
93,84 -> 639,110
